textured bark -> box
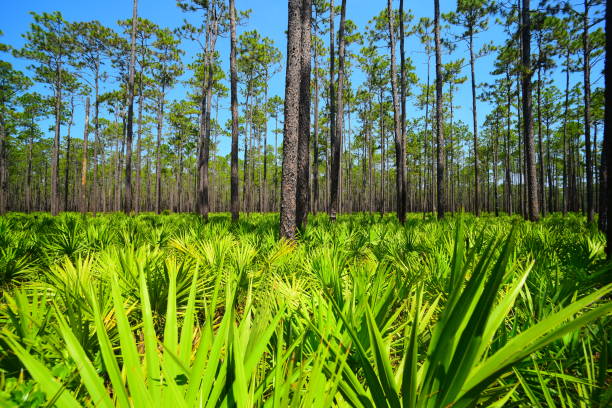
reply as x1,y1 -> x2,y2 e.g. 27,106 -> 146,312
229,0 -> 240,221
434,0 -> 445,218
124,0 -> 138,214
387,0 -> 406,222
81,97 -> 90,215
296,0 -> 312,229
279,0 -> 303,240
521,0 -> 539,221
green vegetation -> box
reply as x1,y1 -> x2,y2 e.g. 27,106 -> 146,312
1,212 -> 610,407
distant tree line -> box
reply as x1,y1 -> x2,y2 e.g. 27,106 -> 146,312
0,0 -> 610,241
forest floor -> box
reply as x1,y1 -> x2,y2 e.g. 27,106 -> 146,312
0,212 -> 610,406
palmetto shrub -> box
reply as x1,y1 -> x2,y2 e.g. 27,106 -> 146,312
0,212 -> 610,407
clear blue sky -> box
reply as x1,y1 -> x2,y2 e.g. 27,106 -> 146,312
1,0 -> 603,157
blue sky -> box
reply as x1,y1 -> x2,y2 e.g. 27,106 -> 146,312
1,0 -> 604,157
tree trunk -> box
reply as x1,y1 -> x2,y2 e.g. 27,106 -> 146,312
328,0 -> 338,219
562,49 -> 570,215
434,0 -> 445,219
388,0 -> 406,223
124,0 -> 138,214
229,0 -> 240,221
63,98 -> 74,212
312,43 -> 320,214
81,97 -> 90,215
400,0 -> 408,213
583,1 -> 594,223
521,0 -> 539,221
296,0 -> 312,229
51,74 -> 62,215
603,0 -> 611,256
279,0 -> 303,239
155,86 -> 165,214
469,30 -> 480,216
0,114 -> 7,214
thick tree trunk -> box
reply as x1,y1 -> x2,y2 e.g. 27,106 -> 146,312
521,0 -> 539,221
296,0 -> 312,229
434,0 -> 445,219
124,0 -> 138,214
279,0 -> 303,239
388,0 -> 406,223
229,0 -> 240,221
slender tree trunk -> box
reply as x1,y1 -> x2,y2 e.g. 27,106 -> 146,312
135,76 -> 144,213
603,0 -> 611,255
93,66 -> 100,214
81,97 -> 90,215
229,0 -> 240,221
198,12 -> 219,220
0,114 -> 7,214
51,74 -> 62,215
312,43 -> 320,214
469,30 -> 480,216
63,98 -> 74,212
26,120 -> 34,213
328,0 -> 339,219
388,0 -> 406,223
583,1 -> 594,223
155,86 -> 165,214
434,0 -> 445,219
124,0 -> 138,214
562,50 -> 570,215
494,113 -> 500,216
521,0 -> 539,221
537,38 -> 546,216
296,0 -> 312,229
400,0 -> 409,213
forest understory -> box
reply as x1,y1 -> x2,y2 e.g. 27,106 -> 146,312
0,211 -> 610,407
